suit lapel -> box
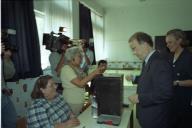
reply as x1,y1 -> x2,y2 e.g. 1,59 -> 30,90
142,51 -> 159,74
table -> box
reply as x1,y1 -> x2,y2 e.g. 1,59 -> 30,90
77,105 -> 134,128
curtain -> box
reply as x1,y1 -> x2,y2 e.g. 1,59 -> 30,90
91,11 -> 104,61
2,0 -> 42,80
79,3 -> 96,64
79,3 -> 93,40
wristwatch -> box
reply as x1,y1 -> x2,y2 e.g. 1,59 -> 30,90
176,80 -> 180,86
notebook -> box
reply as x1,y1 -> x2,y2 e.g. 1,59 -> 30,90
97,114 -> 121,126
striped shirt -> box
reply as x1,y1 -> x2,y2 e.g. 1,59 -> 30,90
27,94 -> 72,128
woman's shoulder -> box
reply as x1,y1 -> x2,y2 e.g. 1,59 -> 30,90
29,99 -> 47,109
180,48 -> 192,63
62,65 -> 73,72
55,94 -> 64,101
63,65 -> 70,68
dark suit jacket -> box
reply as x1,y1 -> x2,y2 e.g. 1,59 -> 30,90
136,51 -> 173,128
171,48 -> 192,128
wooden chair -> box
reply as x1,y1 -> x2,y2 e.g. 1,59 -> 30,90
16,117 -> 27,128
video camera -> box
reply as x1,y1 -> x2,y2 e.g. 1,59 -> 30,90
42,31 -> 72,52
1,29 -> 18,52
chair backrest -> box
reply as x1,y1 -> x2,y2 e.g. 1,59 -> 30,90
16,117 -> 27,128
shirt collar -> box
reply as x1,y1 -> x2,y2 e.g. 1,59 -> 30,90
144,50 -> 155,64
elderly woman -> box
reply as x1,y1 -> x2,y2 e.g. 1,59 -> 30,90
60,46 -> 104,115
27,75 -> 80,128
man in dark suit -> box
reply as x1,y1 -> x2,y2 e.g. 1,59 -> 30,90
128,32 -> 173,128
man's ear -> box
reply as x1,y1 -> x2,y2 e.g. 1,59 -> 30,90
177,38 -> 182,44
40,88 -> 44,94
143,41 -> 148,45
54,84 -> 57,89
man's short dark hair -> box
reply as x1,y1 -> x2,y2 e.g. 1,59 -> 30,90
128,32 -> 153,47
98,60 -> 107,66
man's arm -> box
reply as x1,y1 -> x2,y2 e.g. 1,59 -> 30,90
55,52 -> 65,76
84,52 -> 91,65
49,52 -> 63,77
174,58 -> 192,87
126,75 -> 140,84
85,50 -> 94,65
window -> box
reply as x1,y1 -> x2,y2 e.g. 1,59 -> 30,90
35,10 -> 51,69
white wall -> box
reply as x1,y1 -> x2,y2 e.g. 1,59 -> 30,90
104,1 -> 192,62
7,78 -> 38,117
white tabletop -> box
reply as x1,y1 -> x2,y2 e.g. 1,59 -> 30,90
77,86 -> 136,128
77,105 -> 133,128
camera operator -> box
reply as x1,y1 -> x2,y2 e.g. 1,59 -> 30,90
49,38 -> 70,94
80,39 -> 94,74
2,46 -> 16,81
1,42 -> 17,128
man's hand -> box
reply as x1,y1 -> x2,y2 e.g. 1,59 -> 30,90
55,117 -> 80,128
64,118 -> 80,128
95,65 -> 106,74
2,88 -> 13,96
125,75 -> 134,81
128,93 -> 139,104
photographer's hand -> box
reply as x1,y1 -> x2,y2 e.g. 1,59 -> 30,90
1,43 -> 5,54
82,46 -> 86,53
2,88 -> 13,96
